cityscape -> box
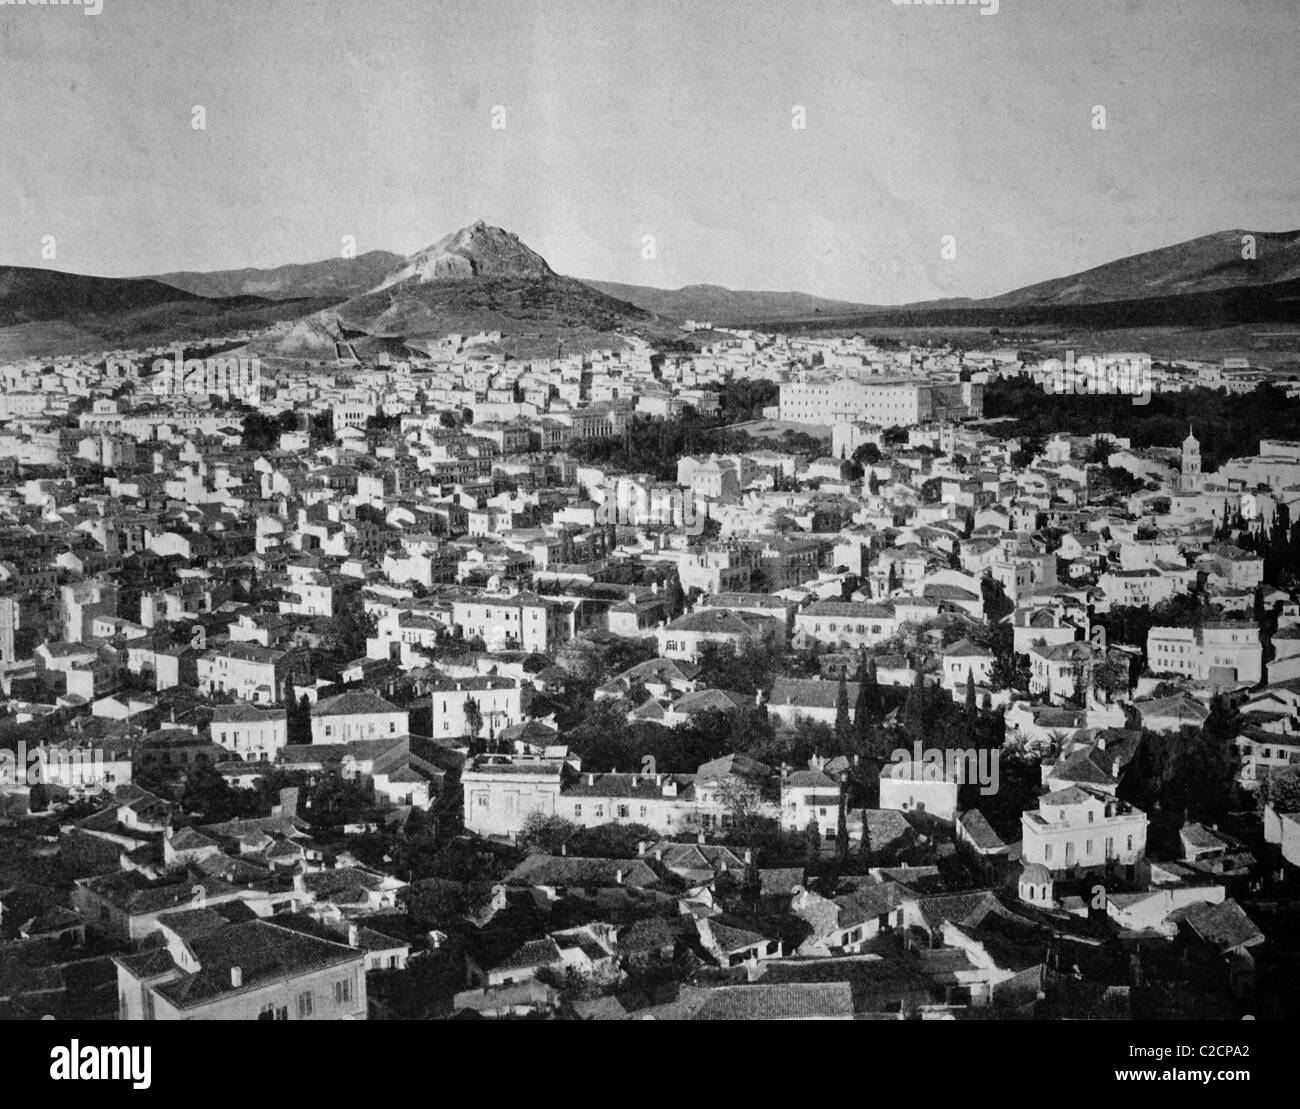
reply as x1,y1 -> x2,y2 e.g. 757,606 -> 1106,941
1,0 -> 1298,1051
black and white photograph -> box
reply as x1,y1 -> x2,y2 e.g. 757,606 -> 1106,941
0,0 -> 1298,1065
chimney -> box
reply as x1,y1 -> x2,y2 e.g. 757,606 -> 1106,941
744,848 -> 753,865
348,924 -> 359,947
615,868 -> 624,885
560,842 -> 567,856
637,841 -> 648,856
230,966 -> 243,988
697,830 -> 706,845
587,773 -> 594,786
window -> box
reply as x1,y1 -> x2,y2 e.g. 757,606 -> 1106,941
1044,844 -> 1053,861
334,978 -> 353,1005
617,805 -> 629,818
574,804 -> 582,817
297,991 -> 314,1019
259,1003 -> 288,1020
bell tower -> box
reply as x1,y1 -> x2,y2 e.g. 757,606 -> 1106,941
1180,425 -> 1202,493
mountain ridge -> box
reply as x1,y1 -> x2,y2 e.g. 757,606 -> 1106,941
4,224 -> 1300,358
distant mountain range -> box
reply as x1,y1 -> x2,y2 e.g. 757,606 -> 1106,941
152,251 -> 402,301
578,280 -> 881,322
2,225 -> 1298,359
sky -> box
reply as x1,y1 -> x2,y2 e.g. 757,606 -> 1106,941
1,0 -> 1298,303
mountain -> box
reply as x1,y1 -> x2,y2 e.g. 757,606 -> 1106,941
0,265 -> 335,359
6,225 -> 1300,361
378,222 -> 554,286
577,280 -> 879,323
0,267 -> 208,324
724,229 -> 1300,332
151,251 -> 403,301
980,229 -> 1300,308
267,221 -> 663,359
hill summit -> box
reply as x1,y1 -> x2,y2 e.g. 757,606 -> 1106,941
377,220 -> 555,288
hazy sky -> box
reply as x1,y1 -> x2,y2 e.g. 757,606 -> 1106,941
1,0 -> 1297,302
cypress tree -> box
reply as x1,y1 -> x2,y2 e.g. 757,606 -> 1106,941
834,672 -> 852,751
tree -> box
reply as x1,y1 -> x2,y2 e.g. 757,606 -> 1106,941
852,442 -> 882,468
1093,655 -> 1131,701
717,774 -> 768,847
1261,766 -> 1300,815
331,592 -> 376,662
989,651 -> 1028,692
857,808 -> 873,863
854,655 -> 877,747
834,673 -> 852,752
517,811 -> 578,854
964,669 -> 977,720
902,671 -> 926,744
664,572 -> 686,620
292,694 -> 312,745
835,779 -> 850,863
28,783 -> 50,813
805,818 -> 822,866
980,576 -> 1013,625
464,698 -> 483,744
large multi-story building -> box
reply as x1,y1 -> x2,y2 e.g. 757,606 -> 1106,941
310,691 -> 409,743
793,601 -> 896,651
1145,623 -> 1263,686
210,704 -> 288,761
115,919 -> 367,1021
196,644 -> 309,705
461,748 -> 760,839
449,592 -> 575,653
429,675 -> 523,739
1020,785 -> 1147,876
778,376 -> 982,428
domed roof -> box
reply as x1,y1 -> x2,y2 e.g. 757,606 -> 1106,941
1020,862 -> 1052,886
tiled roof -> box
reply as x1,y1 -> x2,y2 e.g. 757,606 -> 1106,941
153,920 -> 360,1008
690,982 -> 853,1020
